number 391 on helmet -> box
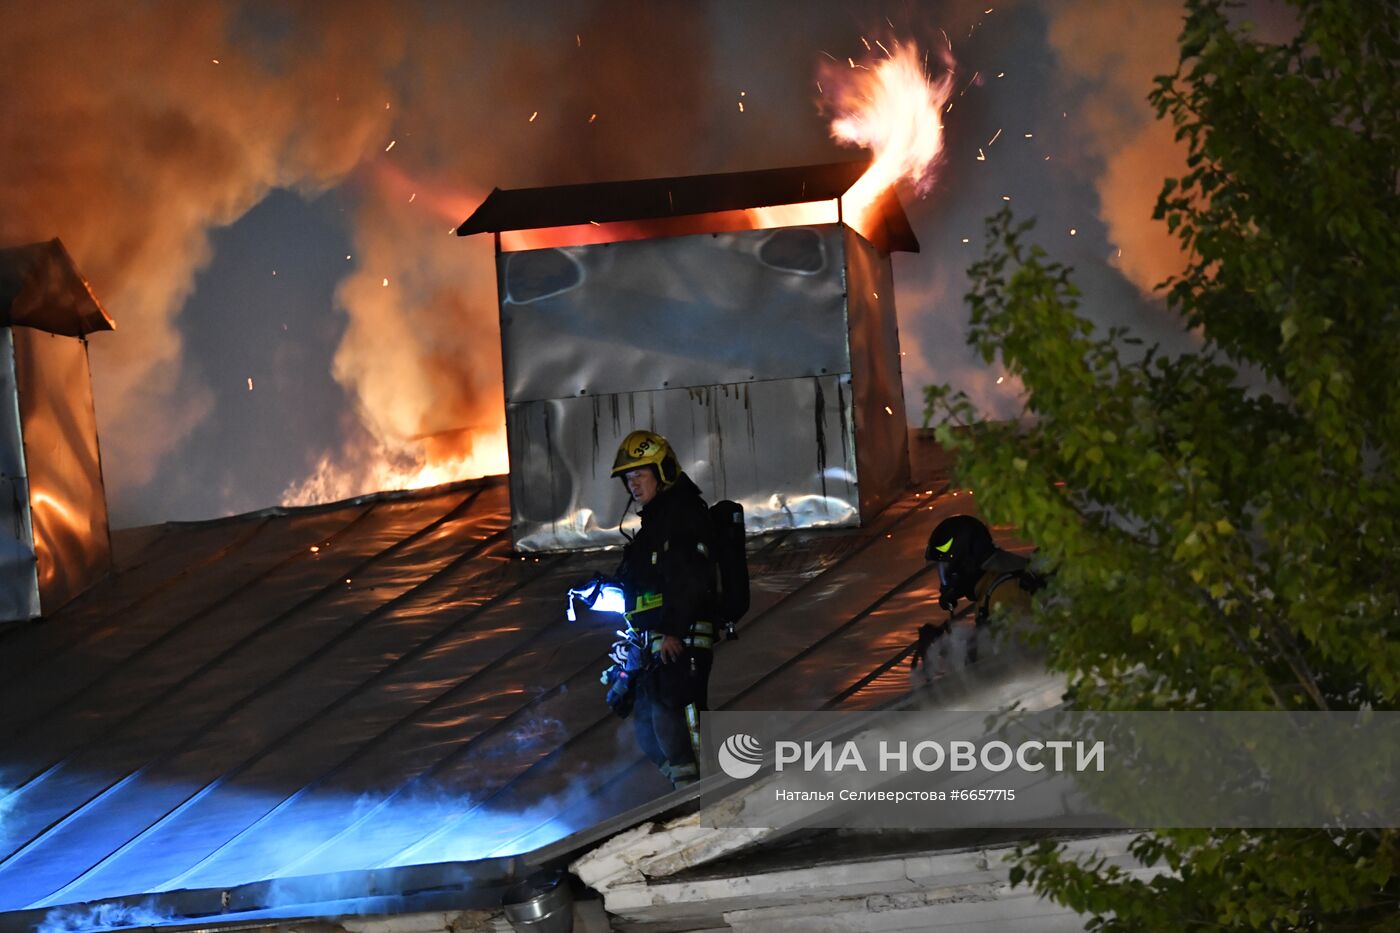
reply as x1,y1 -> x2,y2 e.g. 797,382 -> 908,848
610,430 -> 681,488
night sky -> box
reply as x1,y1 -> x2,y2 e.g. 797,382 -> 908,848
2,0 -> 1286,528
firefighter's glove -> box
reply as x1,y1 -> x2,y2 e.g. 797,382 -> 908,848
938,591 -> 957,612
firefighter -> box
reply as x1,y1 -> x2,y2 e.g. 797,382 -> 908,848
610,430 -> 716,789
920,514 -> 1044,667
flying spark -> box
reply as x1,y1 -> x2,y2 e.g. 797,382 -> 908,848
384,139 -> 396,152
529,111 -> 538,122
977,148 -> 986,161
408,192 -> 416,203
382,277 -> 389,286
988,128 -> 1002,145
247,377 -> 253,391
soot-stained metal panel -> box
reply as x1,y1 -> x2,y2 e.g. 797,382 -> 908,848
0,328 -> 39,621
498,225 -> 850,404
843,228 -> 911,522
12,327 -> 111,618
506,374 -> 859,552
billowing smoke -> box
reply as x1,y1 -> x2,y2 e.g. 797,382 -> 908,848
37,898 -> 174,933
0,0 -> 734,512
281,171 -> 508,505
0,1 -> 403,493
285,1 -> 725,505
3,0 -> 1273,519
1044,1 -> 1189,297
1045,0 -> 1297,297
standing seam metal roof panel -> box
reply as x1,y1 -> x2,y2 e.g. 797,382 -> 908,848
0,441 -> 1038,927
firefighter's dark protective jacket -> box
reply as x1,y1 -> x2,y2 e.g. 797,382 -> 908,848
617,472 -> 715,646
971,550 -> 1037,626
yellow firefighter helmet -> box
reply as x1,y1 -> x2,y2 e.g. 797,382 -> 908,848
611,430 -> 681,487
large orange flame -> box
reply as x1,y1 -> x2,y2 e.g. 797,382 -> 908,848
823,40 -> 955,243
281,163 -> 509,508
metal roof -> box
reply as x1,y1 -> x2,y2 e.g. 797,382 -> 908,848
456,160 -> 920,253
0,239 -> 115,337
0,437 -> 1024,929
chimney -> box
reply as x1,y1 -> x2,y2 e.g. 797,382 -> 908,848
459,160 -> 917,552
0,239 -> 115,621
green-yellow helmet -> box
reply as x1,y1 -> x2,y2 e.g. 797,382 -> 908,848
611,430 -> 681,487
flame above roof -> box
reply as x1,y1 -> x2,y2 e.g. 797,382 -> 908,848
457,159 -> 920,253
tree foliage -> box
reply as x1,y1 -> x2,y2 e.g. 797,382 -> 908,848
924,0 -> 1399,926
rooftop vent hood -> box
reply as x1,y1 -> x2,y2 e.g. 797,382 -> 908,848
0,238 -> 115,621
459,159 -> 915,552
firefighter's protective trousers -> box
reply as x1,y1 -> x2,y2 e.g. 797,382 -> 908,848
632,643 -> 711,786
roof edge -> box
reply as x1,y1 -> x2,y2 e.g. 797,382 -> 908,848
457,159 -> 874,237
0,857 -> 521,933
116,474 -> 507,535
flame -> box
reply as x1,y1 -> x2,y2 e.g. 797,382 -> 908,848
822,39 -> 955,243
372,160 -> 481,226
281,163 -> 508,509
282,429 -> 508,507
